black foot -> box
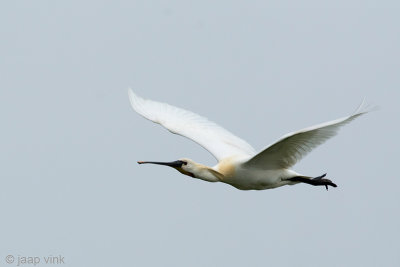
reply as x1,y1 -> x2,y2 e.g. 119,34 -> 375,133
312,173 -> 337,191
289,173 -> 337,191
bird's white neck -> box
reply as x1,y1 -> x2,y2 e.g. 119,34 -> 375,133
178,163 -> 223,183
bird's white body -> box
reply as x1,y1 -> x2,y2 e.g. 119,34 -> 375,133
208,155 -> 293,190
129,89 -> 371,191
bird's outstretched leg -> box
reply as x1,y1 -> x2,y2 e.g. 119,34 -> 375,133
288,173 -> 337,191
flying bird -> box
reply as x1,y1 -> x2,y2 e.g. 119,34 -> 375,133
129,89 -> 370,191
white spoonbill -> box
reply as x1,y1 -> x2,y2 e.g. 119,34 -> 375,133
129,89 -> 370,191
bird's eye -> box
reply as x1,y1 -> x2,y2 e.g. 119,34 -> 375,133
181,161 -> 187,165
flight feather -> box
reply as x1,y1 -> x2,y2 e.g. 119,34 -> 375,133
128,89 -> 256,161
244,103 -> 371,170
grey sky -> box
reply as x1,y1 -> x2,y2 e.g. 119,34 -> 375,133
0,1 -> 399,267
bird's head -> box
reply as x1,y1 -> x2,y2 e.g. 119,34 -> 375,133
137,158 -> 197,178
137,158 -> 222,182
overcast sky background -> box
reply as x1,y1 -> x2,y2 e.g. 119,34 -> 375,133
1,1 -> 399,267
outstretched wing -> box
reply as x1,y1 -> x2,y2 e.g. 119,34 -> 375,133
128,89 -> 256,161
244,104 -> 371,170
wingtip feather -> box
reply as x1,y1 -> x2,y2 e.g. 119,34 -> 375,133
353,98 -> 379,115
127,88 -> 135,107
128,89 -> 145,113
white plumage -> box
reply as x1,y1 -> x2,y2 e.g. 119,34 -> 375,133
129,89 -> 371,191
129,90 -> 256,160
